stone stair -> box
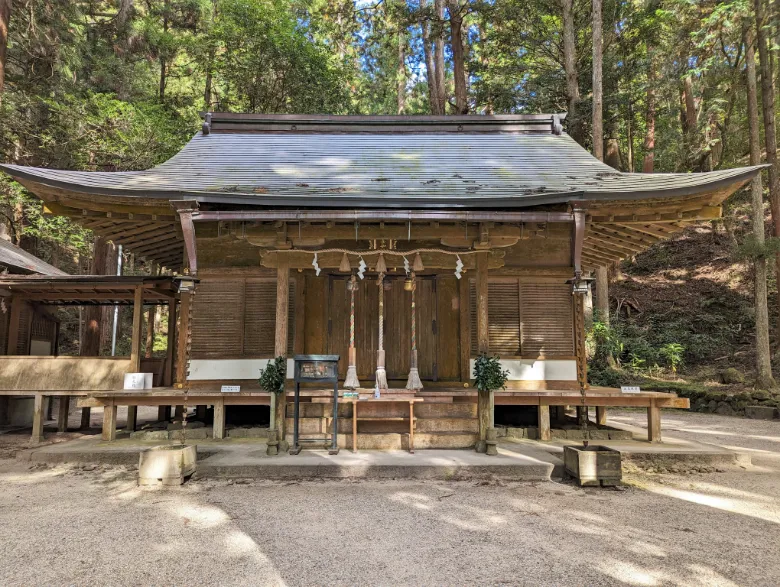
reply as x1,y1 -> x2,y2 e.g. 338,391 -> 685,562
284,398 -> 478,449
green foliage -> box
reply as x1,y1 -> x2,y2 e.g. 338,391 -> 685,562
659,343 -> 685,374
473,353 -> 509,393
587,318 -> 687,385
733,235 -> 780,262
259,356 -> 287,394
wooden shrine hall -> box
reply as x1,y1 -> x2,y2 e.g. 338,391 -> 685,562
0,113 -> 763,450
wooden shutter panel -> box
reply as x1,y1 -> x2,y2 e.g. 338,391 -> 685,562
16,303 -> 31,354
468,279 -> 521,356
488,281 -> 521,355
520,283 -> 574,356
190,279 -> 244,358
243,279 -> 277,357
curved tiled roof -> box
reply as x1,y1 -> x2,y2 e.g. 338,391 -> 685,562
0,115 -> 762,209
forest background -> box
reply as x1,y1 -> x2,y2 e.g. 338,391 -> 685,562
1,0 -> 780,399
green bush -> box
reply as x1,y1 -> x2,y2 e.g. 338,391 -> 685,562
259,356 -> 286,394
473,354 -> 510,393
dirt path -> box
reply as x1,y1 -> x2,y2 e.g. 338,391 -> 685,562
0,410 -> 778,586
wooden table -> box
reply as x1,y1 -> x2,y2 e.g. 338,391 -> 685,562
344,397 -> 424,453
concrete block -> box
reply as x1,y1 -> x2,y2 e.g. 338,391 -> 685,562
745,405 -> 777,420
608,430 -> 633,440
504,427 -> 526,439
565,429 -> 587,440
550,429 -> 568,439
138,444 -> 197,486
526,427 -> 539,440
227,427 -> 270,438
416,418 -> 479,433
130,430 -> 168,441
170,428 -> 209,440
416,403 -> 477,418
588,429 -> 610,440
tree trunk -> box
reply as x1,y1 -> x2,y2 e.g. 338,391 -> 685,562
0,0 -> 11,96
81,237 -> 110,356
595,265 -> 610,326
592,0 -> 604,160
421,0 -> 440,114
448,1 -> 468,114
744,23 -> 776,389
643,62 -> 656,171
755,0 -> 780,339
561,0 -> 582,144
434,0 -> 447,114
397,25 -> 406,114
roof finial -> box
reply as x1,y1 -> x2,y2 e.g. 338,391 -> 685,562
202,112 -> 212,136
552,114 -> 563,136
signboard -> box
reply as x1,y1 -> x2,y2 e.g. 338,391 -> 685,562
221,385 -> 241,393
621,386 -> 641,394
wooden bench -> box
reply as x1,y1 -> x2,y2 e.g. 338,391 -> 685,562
343,397 -> 424,453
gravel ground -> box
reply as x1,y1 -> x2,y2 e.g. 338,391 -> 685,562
1,410 -> 779,586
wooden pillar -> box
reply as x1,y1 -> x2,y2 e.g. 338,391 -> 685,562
56,396 -> 70,432
157,405 -> 171,421
476,251 -> 492,452
129,285 -> 143,373
274,261 -> 290,443
126,405 -> 137,431
102,401 -> 117,441
574,292 -> 588,390
31,394 -> 45,444
80,407 -> 91,430
175,293 -> 191,386
6,296 -> 21,354
459,276 -> 471,383
647,400 -> 661,442
164,300 -> 176,386
538,404 -> 551,441
213,398 -> 225,440
596,406 -> 607,426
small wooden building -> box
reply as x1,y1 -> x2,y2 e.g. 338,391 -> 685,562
0,114 -> 762,448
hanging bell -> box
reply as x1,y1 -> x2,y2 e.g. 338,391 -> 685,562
339,252 -> 351,272
375,252 -> 388,274
404,277 -> 413,291
412,252 -> 424,272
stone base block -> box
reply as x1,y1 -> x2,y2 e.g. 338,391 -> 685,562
745,405 -> 777,420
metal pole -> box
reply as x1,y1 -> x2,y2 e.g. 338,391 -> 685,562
111,245 -> 123,356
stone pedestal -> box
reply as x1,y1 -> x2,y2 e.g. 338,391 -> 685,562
138,444 -> 197,486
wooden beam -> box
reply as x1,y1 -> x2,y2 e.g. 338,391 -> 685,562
165,301 -> 176,386
590,225 -> 664,246
175,292 -> 191,386
100,223 -> 169,243
102,400 -> 117,441
57,396 -> 70,432
459,276 -> 471,383
476,250 -> 491,452
648,399 -> 661,442
613,223 -> 684,238
172,201 -> 199,275
585,235 -> 644,254
130,285 -> 143,373
31,394 -> 45,444
589,205 -> 721,224
214,398 -> 225,439
126,405 -> 137,431
6,297 -> 21,354
274,260 -> 290,445
538,404 -> 551,441
572,204 -> 586,276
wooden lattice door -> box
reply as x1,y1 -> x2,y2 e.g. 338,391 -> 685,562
328,275 -> 438,382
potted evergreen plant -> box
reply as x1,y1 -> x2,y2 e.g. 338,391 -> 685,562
259,356 -> 287,455
473,353 -> 509,454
